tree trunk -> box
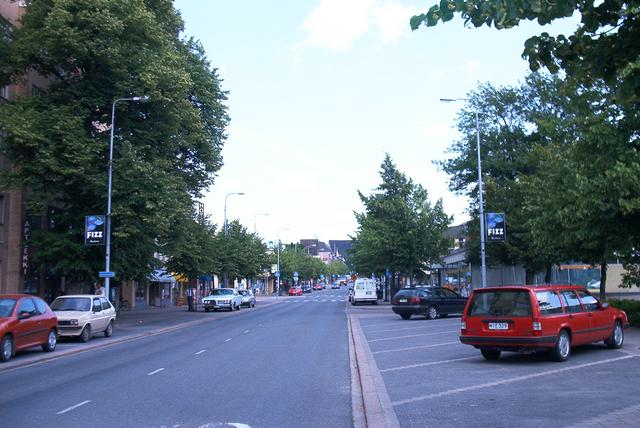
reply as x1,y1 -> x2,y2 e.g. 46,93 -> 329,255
600,262 -> 608,301
544,264 -> 552,284
525,269 -> 534,285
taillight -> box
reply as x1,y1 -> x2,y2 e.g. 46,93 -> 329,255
532,320 -> 542,335
461,320 -> 467,331
411,296 -> 420,304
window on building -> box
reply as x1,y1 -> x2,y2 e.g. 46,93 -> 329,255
0,194 -> 4,224
31,85 -> 45,97
0,86 -> 9,100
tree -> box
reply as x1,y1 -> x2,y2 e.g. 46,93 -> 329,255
163,216 -> 218,284
0,0 -> 229,282
351,154 -> 451,292
216,220 -> 270,284
410,1 -> 640,102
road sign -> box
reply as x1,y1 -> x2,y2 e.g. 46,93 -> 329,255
99,271 -> 115,278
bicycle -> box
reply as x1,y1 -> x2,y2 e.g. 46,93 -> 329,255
116,298 -> 131,313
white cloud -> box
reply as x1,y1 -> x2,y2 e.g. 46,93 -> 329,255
421,122 -> 457,139
462,59 -> 481,75
295,0 -> 417,53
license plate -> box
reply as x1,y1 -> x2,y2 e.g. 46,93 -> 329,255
399,298 -> 407,303
366,291 -> 372,295
489,322 -> 509,330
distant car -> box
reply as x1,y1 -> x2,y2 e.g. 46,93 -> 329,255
460,285 -> 628,361
331,282 -> 340,289
586,279 -> 601,290
1,294 -> 58,362
301,284 -> 312,293
202,288 -> 243,312
52,295 -> 116,342
392,287 -> 468,320
288,287 -> 303,296
238,289 -> 256,308
313,283 -> 324,291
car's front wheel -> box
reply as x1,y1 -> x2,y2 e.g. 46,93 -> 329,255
1,335 -> 14,362
42,329 -> 57,352
104,321 -> 113,338
605,321 -> 624,349
79,325 -> 92,343
552,329 -> 571,362
427,305 -> 438,320
481,349 -> 500,360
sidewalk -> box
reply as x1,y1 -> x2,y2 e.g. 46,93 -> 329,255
0,295 -> 282,373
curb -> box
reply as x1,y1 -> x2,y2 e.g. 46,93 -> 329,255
348,314 -> 400,428
0,300 -> 280,374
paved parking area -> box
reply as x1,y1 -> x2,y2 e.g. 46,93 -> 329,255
351,308 -> 640,428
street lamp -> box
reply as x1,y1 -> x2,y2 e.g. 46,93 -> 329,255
254,212 -> 270,234
440,97 -> 487,288
223,192 -> 245,235
275,228 -> 289,300
104,95 -> 150,302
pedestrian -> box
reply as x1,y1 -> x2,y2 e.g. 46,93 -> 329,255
94,282 -> 105,296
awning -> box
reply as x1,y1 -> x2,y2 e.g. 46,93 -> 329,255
148,269 -> 176,283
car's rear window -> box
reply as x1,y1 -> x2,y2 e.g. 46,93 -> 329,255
395,290 -> 417,298
468,291 -> 532,317
0,298 -> 17,317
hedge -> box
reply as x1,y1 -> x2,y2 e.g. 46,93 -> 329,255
608,299 -> 640,327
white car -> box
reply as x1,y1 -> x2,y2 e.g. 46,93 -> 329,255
202,288 -> 244,312
51,295 -> 116,342
351,278 -> 378,305
238,289 -> 256,308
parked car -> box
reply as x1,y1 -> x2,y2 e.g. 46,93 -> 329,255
460,285 -> 629,362
202,288 -> 244,312
313,283 -> 324,291
351,278 -> 378,305
301,284 -> 312,293
1,294 -> 58,362
331,282 -> 340,289
51,295 -> 116,342
392,287 -> 468,320
238,289 -> 256,308
288,286 -> 303,296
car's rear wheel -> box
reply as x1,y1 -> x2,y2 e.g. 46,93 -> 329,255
605,321 -> 624,349
79,325 -> 91,343
251,301 -> 256,308
104,321 -> 113,338
400,314 -> 411,320
42,329 -> 57,352
552,330 -> 571,362
480,349 -> 500,360
427,305 -> 438,320
204,308 -> 210,312
1,335 -> 14,362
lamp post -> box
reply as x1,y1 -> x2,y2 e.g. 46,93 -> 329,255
104,95 -> 150,302
275,228 -> 289,300
253,213 -> 270,234
222,192 -> 244,288
440,98 -> 487,288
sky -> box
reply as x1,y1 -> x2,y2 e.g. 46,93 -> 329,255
173,0 -> 577,245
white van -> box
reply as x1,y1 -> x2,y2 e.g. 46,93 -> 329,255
351,278 -> 378,305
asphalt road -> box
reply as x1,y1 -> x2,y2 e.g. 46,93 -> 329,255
0,289 -> 353,428
351,308 -> 640,428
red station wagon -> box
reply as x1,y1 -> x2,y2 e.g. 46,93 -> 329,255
1,294 -> 58,362
460,285 -> 629,362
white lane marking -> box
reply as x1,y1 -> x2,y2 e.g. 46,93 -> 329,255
381,356 -> 477,373
243,330 -> 250,334
258,323 -> 263,326
368,330 -> 458,342
225,338 -> 232,342
372,341 -> 459,354
57,400 -> 91,415
331,300 -> 337,302
368,323 -> 460,334
147,368 -> 165,376
321,299 -> 327,302
195,350 -> 206,355
392,355 -> 637,406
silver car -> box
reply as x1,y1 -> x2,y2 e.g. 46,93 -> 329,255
238,289 -> 256,308
202,288 -> 243,312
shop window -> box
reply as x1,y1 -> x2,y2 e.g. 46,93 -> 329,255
0,86 -> 8,100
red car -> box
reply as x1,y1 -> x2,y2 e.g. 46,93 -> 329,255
312,283 -> 323,291
1,294 -> 58,362
288,286 -> 303,296
460,285 -> 628,362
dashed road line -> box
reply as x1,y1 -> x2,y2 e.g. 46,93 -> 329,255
380,356 -> 477,373
195,350 -> 206,355
147,368 -> 165,376
392,355 -> 637,406
57,400 -> 91,415
368,330 -> 458,343
225,338 -> 232,342
372,341 -> 459,355
243,330 -> 250,334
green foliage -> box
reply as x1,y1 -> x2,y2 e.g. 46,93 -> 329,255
278,244 -> 326,281
163,216 -> 218,280
327,258 -> 350,277
217,221 -> 270,282
411,1 -> 640,102
0,0 -> 228,281
351,154 -> 452,278
608,299 -> 640,326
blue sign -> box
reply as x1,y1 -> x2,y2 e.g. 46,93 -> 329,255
485,212 -> 506,241
85,215 -> 106,245
99,271 -> 115,278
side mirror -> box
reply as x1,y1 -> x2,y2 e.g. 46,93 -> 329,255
18,311 -> 31,320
